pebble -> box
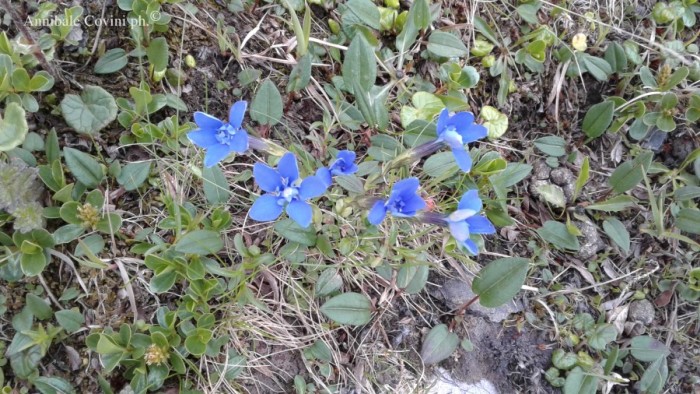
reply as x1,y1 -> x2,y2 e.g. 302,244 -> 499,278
577,219 -> 605,259
433,279 -> 522,323
628,300 -> 655,325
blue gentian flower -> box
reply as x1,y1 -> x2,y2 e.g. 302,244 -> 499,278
435,108 -> 487,172
446,190 -> 495,255
187,101 -> 249,168
368,178 -> 427,225
317,150 -> 359,186
249,152 -> 328,228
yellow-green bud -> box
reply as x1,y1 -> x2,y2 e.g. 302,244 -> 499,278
385,0 -> 399,9
482,55 -> 495,68
328,19 -> 341,35
185,54 -> 196,68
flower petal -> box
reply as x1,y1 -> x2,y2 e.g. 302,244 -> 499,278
436,108 -> 450,135
445,111 -> 475,133
203,144 -> 230,168
253,163 -> 283,192
451,147 -> 473,172
316,167 -> 332,187
336,150 -> 356,165
187,129 -> 218,148
229,129 -> 249,153
400,194 -> 427,215
459,124 -> 488,144
466,215 -> 496,234
299,175 -> 328,200
194,112 -> 223,130
449,220 -> 470,242
277,152 -> 299,182
458,190 -> 483,212
249,194 -> 284,222
461,239 -> 480,255
391,177 -> 420,197
229,101 -> 247,127
368,200 -> 388,225
287,200 -> 313,228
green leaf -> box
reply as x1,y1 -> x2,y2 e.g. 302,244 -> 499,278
0,102 -> 28,151
582,100 -> 614,139
420,324 -> 459,365
675,186 -> 700,201
608,150 -> 653,194
473,16 -> 499,45
472,257 -> 529,307
534,136 -> 566,157
552,349 -> 577,370
174,230 -> 224,255
676,208 -> 700,234
320,292 -> 373,326
424,151 -> 457,178
202,165 -> 232,205
581,53 -> 612,81
315,269 -> 343,297
564,367 -> 599,394
273,219 -> 317,246
60,86 -> 117,135
287,53 -> 312,93
640,66 -> 657,87
116,161 -> 150,191
640,356 -> 668,394
26,293 -> 52,320
489,163 -> 532,188
603,218 -> 630,254
28,71 -> 54,92
342,0 -> 381,30
604,42 -> 627,73
33,376 -> 77,394
63,148 -> 105,188
250,79 -> 283,126
396,264 -> 429,294
585,195 -> 638,212
572,156 -> 589,202
516,2 -> 542,24
536,220 -> 580,251
587,323 -> 617,350
94,48 -> 128,74
480,105 -> 508,139
335,174 -> 365,194
146,37 -> 169,73
427,31 -> 468,58
184,328 -> 213,356
630,336 -> 670,362
55,309 -> 85,333
342,34 -> 376,94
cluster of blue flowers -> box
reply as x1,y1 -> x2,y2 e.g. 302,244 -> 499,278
187,102 -> 495,255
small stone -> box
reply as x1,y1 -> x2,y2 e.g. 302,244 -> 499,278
628,300 -> 655,325
550,168 -> 575,186
577,219 -> 604,259
533,160 -> 551,180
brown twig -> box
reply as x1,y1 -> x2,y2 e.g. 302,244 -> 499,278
0,0 -> 64,85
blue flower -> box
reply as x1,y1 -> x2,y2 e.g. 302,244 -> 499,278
317,150 -> 359,186
435,108 -> 487,172
446,190 -> 495,255
187,101 -> 249,168
368,177 -> 426,225
249,152 -> 328,228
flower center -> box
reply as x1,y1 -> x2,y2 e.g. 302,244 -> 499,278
441,127 -> 464,149
388,199 -> 406,213
215,124 -> 239,145
281,186 -> 299,203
